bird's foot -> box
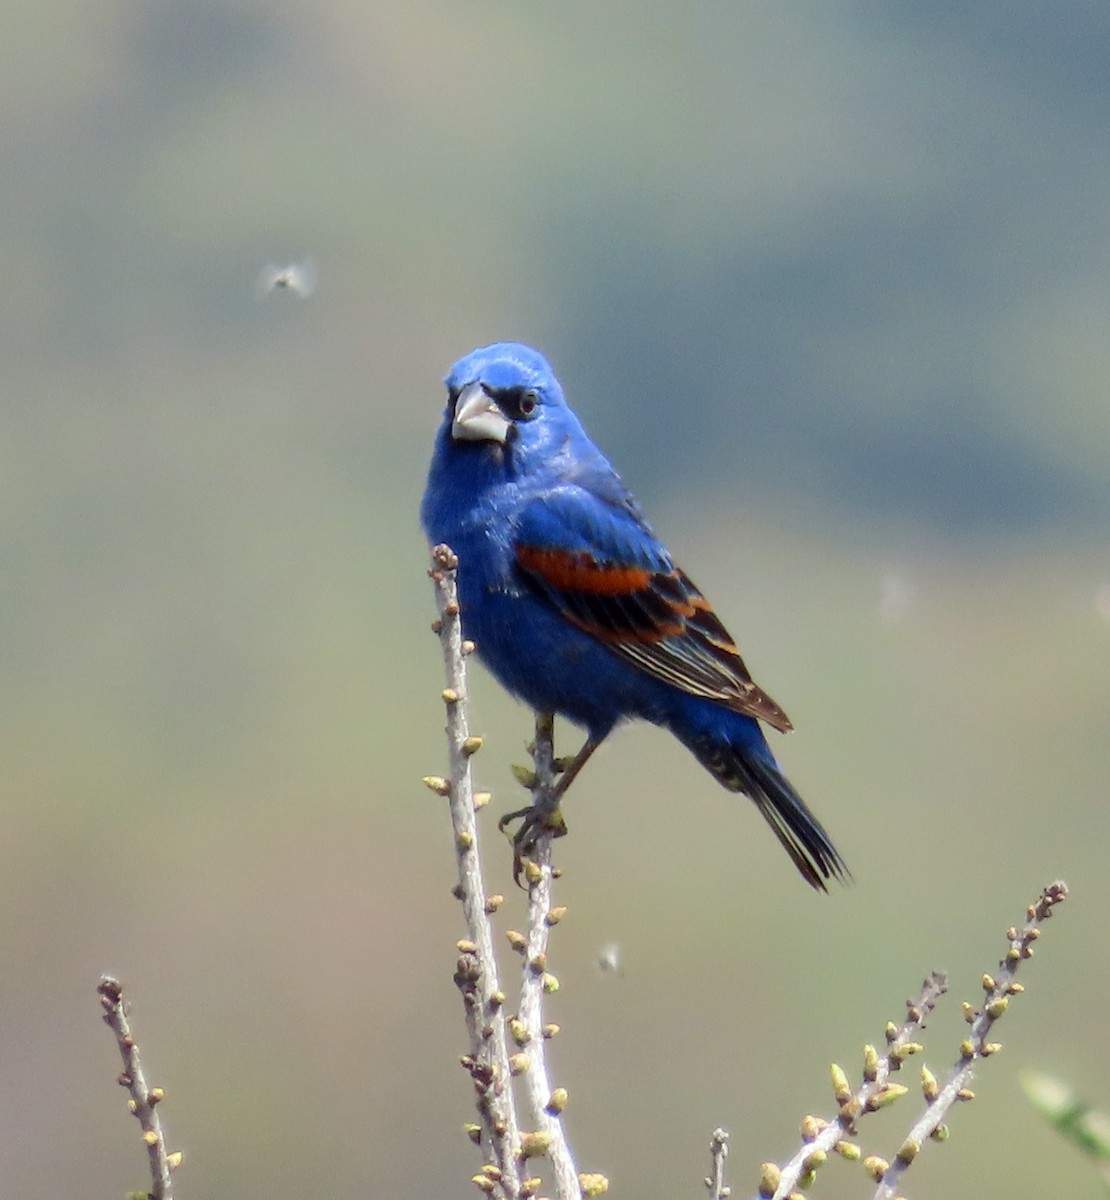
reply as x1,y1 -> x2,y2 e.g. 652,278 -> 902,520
497,803 -> 568,886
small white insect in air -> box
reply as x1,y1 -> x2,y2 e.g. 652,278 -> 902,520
879,571 -> 913,626
255,257 -> 318,300
596,943 -> 622,976
1096,585 -> 1110,623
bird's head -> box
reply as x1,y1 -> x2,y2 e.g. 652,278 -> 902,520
441,343 -> 575,468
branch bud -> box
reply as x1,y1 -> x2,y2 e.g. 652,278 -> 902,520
802,1149 -> 826,1173
895,1138 -> 919,1165
865,1083 -> 908,1111
757,1162 -> 781,1197
862,1155 -> 889,1181
800,1115 -> 827,1141
518,1131 -> 552,1159
890,1040 -> 923,1064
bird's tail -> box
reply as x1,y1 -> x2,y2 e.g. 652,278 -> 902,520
676,730 -> 850,891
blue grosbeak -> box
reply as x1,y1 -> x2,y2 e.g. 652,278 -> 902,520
422,342 -> 848,890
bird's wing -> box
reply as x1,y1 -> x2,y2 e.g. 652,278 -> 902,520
513,488 -> 793,731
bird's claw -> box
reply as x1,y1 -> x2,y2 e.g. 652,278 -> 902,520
498,803 -> 568,886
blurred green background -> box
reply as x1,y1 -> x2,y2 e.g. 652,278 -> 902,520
1,2 -> 1107,1197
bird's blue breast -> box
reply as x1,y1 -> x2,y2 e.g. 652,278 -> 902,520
422,427 -> 675,737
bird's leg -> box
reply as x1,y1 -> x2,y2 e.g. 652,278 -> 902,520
498,719 -> 604,884
498,714 -> 562,855
551,736 -> 601,801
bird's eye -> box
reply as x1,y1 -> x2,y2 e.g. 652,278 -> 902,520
480,384 -> 538,421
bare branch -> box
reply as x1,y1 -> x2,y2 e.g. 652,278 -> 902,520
705,1128 -> 731,1200
752,881 -> 1069,1200
873,879 -> 1069,1200
762,972 -> 948,1200
429,544 -> 524,1200
96,975 -> 178,1200
513,711 -> 583,1200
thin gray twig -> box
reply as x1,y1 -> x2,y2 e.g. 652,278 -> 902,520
753,880 -> 1069,1200
514,711 -> 582,1200
97,975 -> 177,1200
705,1128 -> 731,1200
429,544 -> 523,1200
764,971 -> 948,1200
873,880 -> 1069,1200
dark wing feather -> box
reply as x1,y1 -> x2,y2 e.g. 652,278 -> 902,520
514,489 -> 793,731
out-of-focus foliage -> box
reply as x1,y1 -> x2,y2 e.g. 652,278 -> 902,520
0,3 -> 1106,1199
1022,1072 -> 1110,1192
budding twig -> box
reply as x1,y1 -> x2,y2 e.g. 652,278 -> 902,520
751,880 -> 1069,1200
515,711 -> 582,1200
872,880 -> 1069,1200
96,975 -> 177,1200
430,545 -> 523,1200
761,971 -> 947,1200
706,1128 -> 731,1200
